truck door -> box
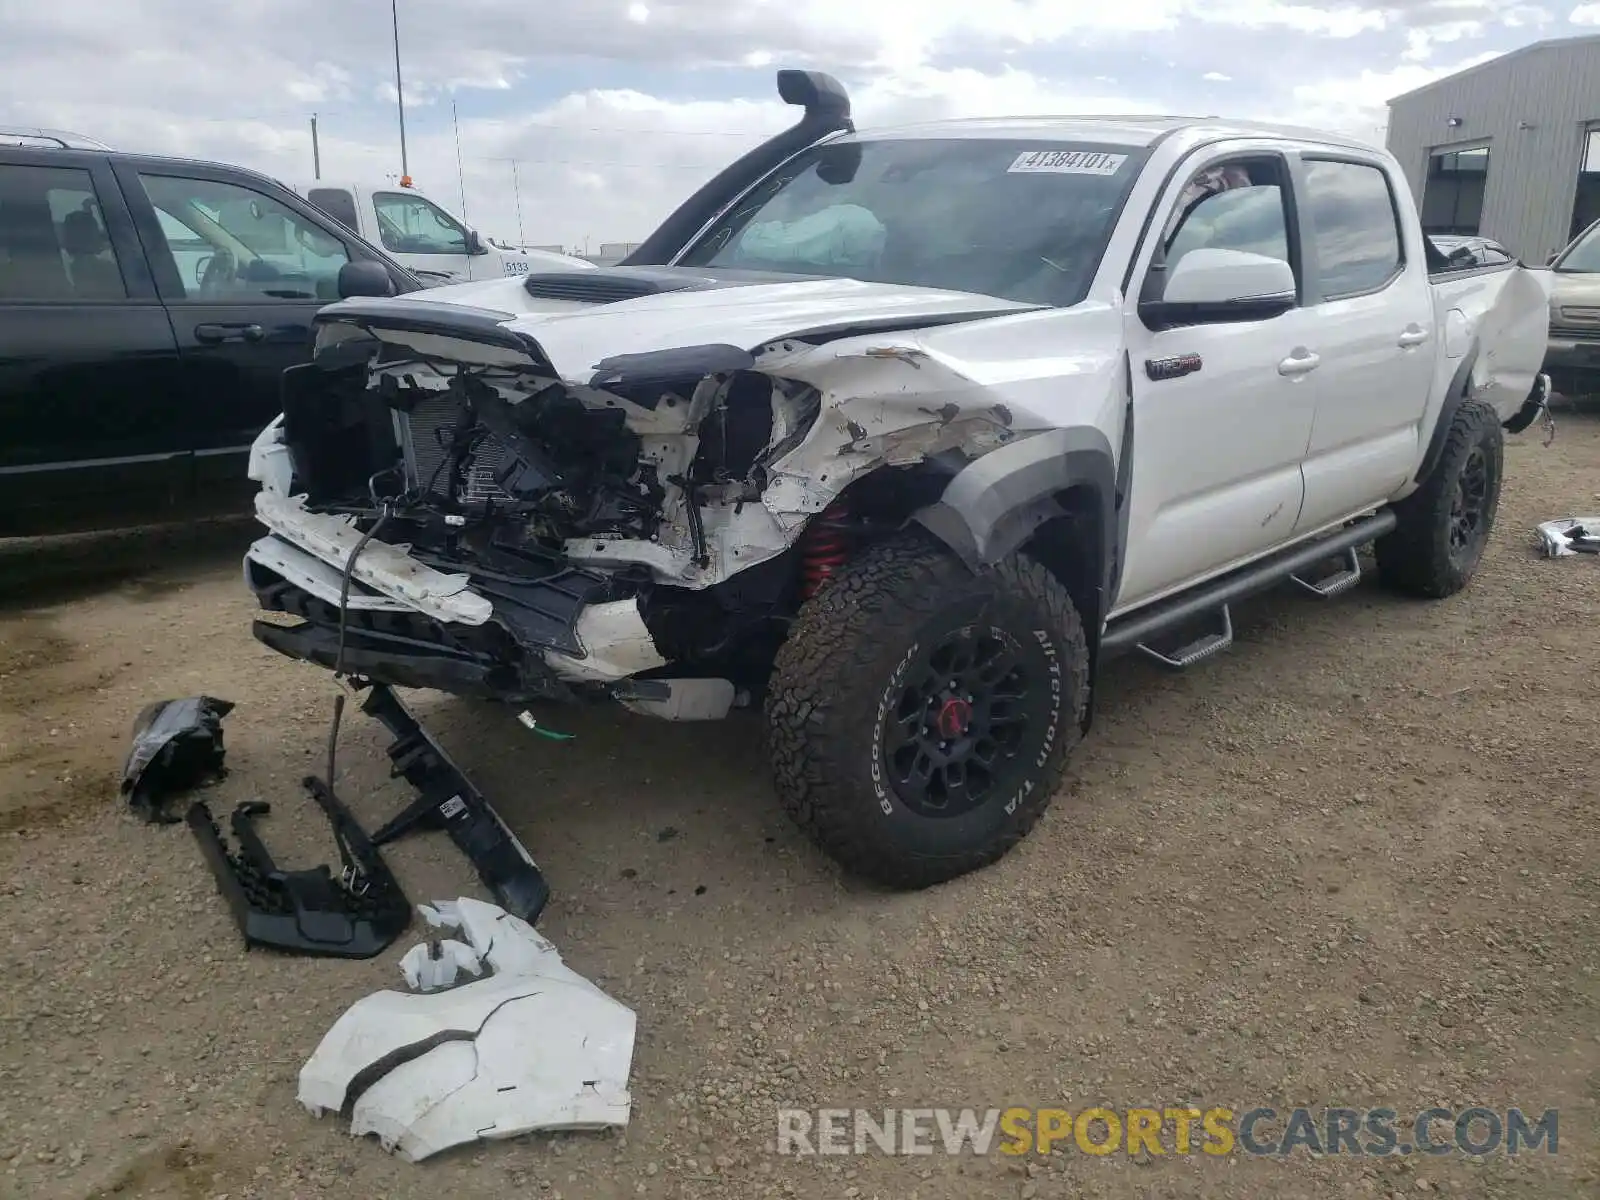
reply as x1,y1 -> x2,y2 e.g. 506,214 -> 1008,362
0,149 -> 188,535
1289,155 -> 1437,534
114,160 -> 359,511
367,189 -> 477,283
1114,151 -> 1320,611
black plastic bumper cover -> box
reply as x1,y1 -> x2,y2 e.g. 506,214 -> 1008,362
185,778 -> 411,959
252,617 -> 521,698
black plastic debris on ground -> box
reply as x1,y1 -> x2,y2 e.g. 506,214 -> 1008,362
186,775 -> 410,959
362,683 -> 552,925
120,696 -> 235,823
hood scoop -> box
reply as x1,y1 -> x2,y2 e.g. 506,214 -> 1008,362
522,264 -> 820,305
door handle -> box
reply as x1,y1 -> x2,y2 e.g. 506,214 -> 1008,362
1397,327 -> 1429,349
194,322 -> 265,344
1278,350 -> 1321,377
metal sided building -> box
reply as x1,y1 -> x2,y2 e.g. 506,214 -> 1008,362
1387,35 -> 1600,265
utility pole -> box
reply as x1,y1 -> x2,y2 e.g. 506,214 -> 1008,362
391,0 -> 410,185
490,157 -> 525,246
310,113 -> 321,179
453,100 -> 467,219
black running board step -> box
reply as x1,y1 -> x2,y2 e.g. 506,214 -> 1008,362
1290,546 -> 1362,598
1102,512 -> 1396,659
1136,605 -> 1234,670
361,683 -> 551,925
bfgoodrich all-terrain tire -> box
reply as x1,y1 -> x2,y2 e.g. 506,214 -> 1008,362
764,531 -> 1090,889
1375,398 -> 1505,599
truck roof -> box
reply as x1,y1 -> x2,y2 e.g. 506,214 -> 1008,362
837,114 -> 1382,153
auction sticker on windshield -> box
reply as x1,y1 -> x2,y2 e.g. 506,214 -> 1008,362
1008,150 -> 1128,175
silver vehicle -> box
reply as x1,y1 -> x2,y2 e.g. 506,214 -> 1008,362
1542,218 -> 1600,395
242,70 -> 1554,890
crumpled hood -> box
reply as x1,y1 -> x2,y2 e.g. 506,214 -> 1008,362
319,276 -> 1038,383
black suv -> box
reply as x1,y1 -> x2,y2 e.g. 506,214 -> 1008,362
0,128 -> 421,536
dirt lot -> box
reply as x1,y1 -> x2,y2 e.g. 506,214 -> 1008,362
2,413 -> 1598,1200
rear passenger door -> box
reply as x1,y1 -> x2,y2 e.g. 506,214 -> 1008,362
0,150 -> 188,534
115,161 -> 356,508
1291,155 -> 1437,535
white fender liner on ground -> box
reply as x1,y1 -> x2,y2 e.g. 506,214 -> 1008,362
298,897 -> 635,1162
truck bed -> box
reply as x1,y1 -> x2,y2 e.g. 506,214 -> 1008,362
1427,260 -> 1553,424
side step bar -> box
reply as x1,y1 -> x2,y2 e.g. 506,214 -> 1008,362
1290,546 -> 1363,598
1134,605 -> 1234,670
1101,512 -> 1396,665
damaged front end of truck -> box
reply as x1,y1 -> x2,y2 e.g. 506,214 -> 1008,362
243,286 -> 1063,718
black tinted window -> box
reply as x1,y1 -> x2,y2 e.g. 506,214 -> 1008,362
1302,160 -> 1402,297
139,173 -> 349,302
0,164 -> 127,301
308,187 -> 360,232
678,138 -> 1147,307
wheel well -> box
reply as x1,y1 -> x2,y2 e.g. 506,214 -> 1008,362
1019,486 -> 1106,640
789,466 -> 1110,636
839,466 -> 1109,633
1415,342 -> 1479,485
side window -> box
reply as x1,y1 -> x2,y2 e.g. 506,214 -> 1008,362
153,207 -> 212,290
1163,162 -> 1293,273
138,173 -> 350,302
1301,159 -> 1403,298
372,192 -> 468,255
0,163 -> 127,301
308,187 -> 360,232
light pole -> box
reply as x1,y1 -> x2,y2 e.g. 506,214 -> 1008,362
310,112 -> 321,179
391,0 -> 410,186
453,100 -> 467,219
490,157 -> 525,246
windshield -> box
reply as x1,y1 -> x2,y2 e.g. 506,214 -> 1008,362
1556,221 -> 1600,272
677,137 -> 1149,306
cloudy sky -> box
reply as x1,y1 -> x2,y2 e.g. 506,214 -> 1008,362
0,1 -> 1589,251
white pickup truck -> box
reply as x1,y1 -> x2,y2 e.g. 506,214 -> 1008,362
243,70 -> 1553,891
286,179 -> 593,287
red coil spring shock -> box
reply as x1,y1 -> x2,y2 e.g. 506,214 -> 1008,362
799,497 -> 853,600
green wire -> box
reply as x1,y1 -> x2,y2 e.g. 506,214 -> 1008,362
518,712 -> 575,740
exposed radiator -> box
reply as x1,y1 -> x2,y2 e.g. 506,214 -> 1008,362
399,390 -> 514,506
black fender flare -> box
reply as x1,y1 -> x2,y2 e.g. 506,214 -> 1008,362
912,426 -> 1118,585
1413,343 -> 1479,485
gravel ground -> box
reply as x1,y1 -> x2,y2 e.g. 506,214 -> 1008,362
1,412 -> 1598,1200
